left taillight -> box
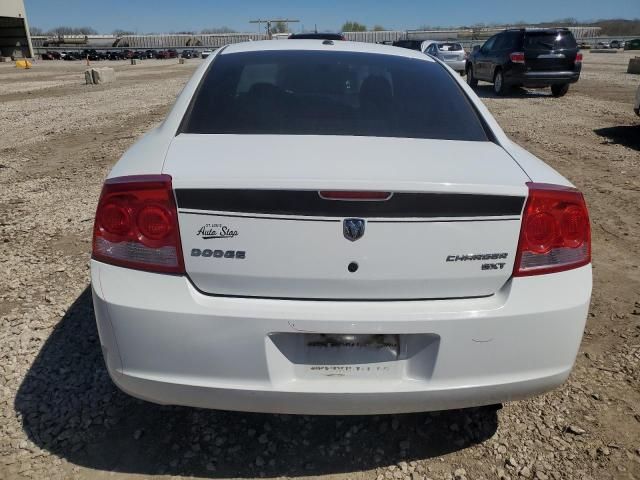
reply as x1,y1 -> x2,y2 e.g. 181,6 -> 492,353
509,52 -> 525,64
92,174 -> 185,274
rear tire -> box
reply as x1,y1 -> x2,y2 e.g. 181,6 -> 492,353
551,83 -> 570,97
493,69 -> 508,96
466,64 -> 478,87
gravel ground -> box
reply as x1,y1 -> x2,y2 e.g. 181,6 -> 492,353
0,53 -> 639,480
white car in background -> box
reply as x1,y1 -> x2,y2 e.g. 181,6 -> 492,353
91,40 -> 592,415
200,49 -> 214,58
424,41 -> 467,74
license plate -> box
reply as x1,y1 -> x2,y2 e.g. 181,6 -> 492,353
301,334 -> 401,379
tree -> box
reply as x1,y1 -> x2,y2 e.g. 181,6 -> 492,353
112,29 -> 135,36
48,26 -> 98,36
29,26 -> 45,36
271,21 -> 288,34
341,21 -> 367,32
200,27 -> 236,34
372,25 -> 386,31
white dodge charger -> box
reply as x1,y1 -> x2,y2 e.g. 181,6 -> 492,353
91,40 -> 592,415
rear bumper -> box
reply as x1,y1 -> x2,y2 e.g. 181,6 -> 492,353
506,70 -> 581,86
91,261 -> 592,415
443,59 -> 466,72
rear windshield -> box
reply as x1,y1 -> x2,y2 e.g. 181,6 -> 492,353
523,31 -> 577,50
180,50 -> 488,141
438,43 -> 463,51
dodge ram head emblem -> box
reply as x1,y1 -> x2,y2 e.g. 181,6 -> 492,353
343,218 -> 365,242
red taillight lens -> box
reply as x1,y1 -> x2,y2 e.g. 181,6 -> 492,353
509,52 -> 525,64
513,183 -> 590,277
575,52 -> 583,64
92,175 -> 185,274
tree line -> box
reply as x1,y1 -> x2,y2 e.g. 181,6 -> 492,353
30,18 -> 640,37
342,18 -> 640,36
29,26 -> 238,36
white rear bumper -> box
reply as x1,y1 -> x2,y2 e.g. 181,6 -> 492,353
91,261 -> 591,415
444,59 -> 466,72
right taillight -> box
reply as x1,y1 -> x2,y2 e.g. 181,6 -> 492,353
513,183 -> 591,277
575,52 -> 583,64
92,174 -> 184,274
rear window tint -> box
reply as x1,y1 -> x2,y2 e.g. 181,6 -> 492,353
180,50 -> 489,141
524,32 -> 577,50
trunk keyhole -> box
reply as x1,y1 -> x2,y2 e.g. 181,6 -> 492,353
348,262 -> 359,273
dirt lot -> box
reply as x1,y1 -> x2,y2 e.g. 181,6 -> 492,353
0,52 -> 639,480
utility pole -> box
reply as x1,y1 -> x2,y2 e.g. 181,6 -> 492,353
249,19 -> 300,39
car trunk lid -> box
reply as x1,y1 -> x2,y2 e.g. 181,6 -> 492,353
164,134 -> 529,300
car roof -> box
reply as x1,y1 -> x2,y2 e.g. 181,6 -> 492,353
221,40 -> 435,62
289,33 -> 344,39
505,27 -> 570,33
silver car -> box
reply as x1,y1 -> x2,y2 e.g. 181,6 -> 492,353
424,42 -> 466,74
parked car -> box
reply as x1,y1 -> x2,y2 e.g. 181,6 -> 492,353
466,28 -> 582,97
63,51 -> 81,61
424,42 -> 466,74
595,41 -> 610,49
107,51 -> 124,60
201,49 -> 214,58
624,39 -> 640,50
181,49 -> 194,59
41,51 -> 61,60
288,32 -> 345,41
635,84 -> 640,116
392,39 -> 425,51
82,49 -> 100,61
145,50 -> 156,59
609,40 -> 625,49
91,40 -> 592,415
155,50 -> 170,59
167,49 -> 178,58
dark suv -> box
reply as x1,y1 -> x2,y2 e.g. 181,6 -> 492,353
466,28 -> 582,97
392,40 -> 425,51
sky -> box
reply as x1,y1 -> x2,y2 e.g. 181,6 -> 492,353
24,0 -> 640,34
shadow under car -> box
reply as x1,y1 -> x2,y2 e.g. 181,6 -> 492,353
15,286 -> 499,477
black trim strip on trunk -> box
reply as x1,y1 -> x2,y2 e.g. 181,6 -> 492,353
179,210 -> 520,223
176,189 -> 524,218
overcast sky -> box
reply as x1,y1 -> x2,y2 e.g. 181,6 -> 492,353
25,0 -> 640,33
